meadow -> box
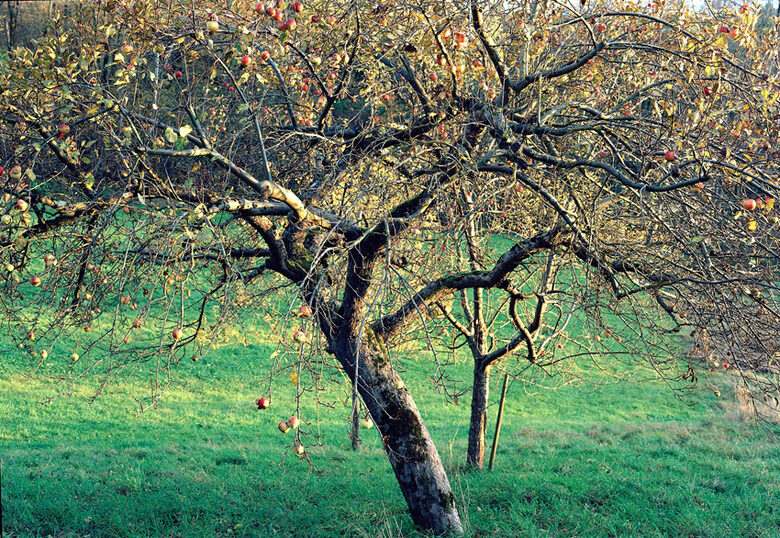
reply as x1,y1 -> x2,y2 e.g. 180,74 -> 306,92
2,316 -> 779,537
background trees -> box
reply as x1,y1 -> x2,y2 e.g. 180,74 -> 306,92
1,0 -> 779,533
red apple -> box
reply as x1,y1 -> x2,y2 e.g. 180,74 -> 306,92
173,71 -> 183,79
260,50 -> 271,61
293,444 -> 305,456
325,15 -> 336,25
172,328 -> 183,339
299,305 -> 312,318
15,199 -> 28,211
266,6 -> 276,16
30,276 -> 41,287
429,72 -> 438,82
58,124 -> 70,136
595,23 -> 607,32
742,198 -> 756,211
240,55 -> 252,67
291,2 -> 303,12
293,330 -> 306,343
254,2 -> 264,12
9,165 -> 22,180
288,415 -> 300,428
728,28 -> 737,38
278,420 -> 291,433
255,397 -> 270,409
132,318 -> 143,328
702,87 -> 712,97
43,254 -> 56,266
0,166 -> 4,175
284,19 -> 297,31
664,150 -> 677,161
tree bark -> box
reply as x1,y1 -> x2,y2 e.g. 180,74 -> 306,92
332,335 -> 463,535
467,364 -> 490,469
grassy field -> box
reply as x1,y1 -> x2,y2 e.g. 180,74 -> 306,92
2,319 -> 779,538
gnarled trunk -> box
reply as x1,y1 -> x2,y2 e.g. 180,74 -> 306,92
332,335 -> 463,535
467,364 -> 490,469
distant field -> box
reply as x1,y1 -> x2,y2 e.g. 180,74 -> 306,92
2,317 -> 779,537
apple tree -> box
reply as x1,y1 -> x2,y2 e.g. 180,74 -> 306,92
1,0 -> 780,533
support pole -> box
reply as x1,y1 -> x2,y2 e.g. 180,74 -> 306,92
488,372 -> 510,471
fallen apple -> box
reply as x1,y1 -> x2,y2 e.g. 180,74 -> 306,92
742,198 -> 756,211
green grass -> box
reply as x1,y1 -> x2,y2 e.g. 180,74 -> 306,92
2,325 -> 779,537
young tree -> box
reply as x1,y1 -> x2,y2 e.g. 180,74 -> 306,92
1,0 -> 779,533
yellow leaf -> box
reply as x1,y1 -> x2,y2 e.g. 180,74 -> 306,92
747,219 -> 758,232
290,371 -> 299,385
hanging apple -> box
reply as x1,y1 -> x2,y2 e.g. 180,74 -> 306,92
255,397 -> 270,409
278,420 -> 291,433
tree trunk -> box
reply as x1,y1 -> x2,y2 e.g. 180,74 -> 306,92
467,364 -> 490,469
6,1 -> 19,49
332,335 -> 463,535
